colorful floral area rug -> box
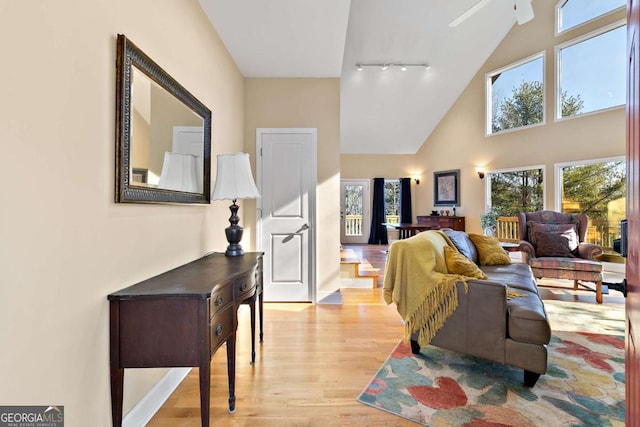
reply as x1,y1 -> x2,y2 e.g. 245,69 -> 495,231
358,301 -> 625,426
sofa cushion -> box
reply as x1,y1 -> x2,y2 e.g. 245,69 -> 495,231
534,231 -> 577,258
444,246 -> 488,279
442,229 -> 479,264
468,234 -> 511,266
480,263 -> 539,294
506,289 -> 551,345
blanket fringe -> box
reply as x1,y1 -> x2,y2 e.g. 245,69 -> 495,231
404,275 -> 466,347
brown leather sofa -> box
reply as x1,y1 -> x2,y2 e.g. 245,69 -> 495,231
409,229 -> 551,387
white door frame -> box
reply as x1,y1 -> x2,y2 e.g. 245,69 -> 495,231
340,179 -> 371,244
255,128 -> 317,302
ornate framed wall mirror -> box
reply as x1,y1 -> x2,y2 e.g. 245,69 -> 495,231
115,34 -> 212,204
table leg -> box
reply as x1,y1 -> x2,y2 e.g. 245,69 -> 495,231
199,353 -> 211,427
249,299 -> 256,364
226,335 -> 237,413
259,291 -> 264,343
110,367 -> 124,427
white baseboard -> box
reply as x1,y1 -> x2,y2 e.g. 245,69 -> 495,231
317,290 -> 342,304
123,367 -> 191,427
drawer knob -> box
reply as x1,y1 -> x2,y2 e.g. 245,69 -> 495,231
216,324 -> 223,336
214,296 -> 224,306
240,282 -> 248,291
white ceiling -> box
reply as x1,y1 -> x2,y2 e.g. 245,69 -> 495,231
199,0 -> 522,154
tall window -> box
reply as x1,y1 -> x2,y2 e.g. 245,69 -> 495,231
556,21 -> 626,120
556,0 -> 625,34
487,167 -> 545,215
486,52 -> 545,135
556,157 -> 626,252
384,180 -> 400,224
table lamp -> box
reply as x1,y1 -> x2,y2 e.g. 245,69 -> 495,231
212,153 -> 260,256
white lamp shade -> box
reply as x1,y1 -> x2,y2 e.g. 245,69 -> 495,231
212,153 -> 260,200
158,152 -> 199,192
515,0 -> 534,25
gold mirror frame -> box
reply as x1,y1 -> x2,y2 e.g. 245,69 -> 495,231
115,34 -> 211,204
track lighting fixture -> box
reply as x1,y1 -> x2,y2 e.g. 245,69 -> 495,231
355,63 -> 431,71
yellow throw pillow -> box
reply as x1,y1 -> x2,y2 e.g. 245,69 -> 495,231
444,246 -> 488,279
468,234 -> 512,266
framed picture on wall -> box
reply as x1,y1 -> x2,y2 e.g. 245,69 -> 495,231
433,169 -> 460,206
132,168 -> 148,184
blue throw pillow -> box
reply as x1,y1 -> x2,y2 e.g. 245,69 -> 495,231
442,229 -> 479,265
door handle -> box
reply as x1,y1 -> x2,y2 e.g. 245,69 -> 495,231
282,224 -> 310,243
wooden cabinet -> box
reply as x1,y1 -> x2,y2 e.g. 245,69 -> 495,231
417,215 -> 465,231
108,252 -> 263,427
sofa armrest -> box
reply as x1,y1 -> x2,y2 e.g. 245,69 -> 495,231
577,242 -> 603,260
429,279 -> 507,362
518,240 -> 536,263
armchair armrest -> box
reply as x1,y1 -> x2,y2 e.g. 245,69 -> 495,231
577,242 -> 603,260
518,240 -> 535,263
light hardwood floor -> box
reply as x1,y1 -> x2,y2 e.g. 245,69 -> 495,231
148,244 -> 624,426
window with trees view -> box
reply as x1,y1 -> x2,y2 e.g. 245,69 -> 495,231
384,180 -> 400,224
486,53 -> 545,135
556,0 -> 625,34
556,21 -> 626,120
487,167 -> 545,216
557,158 -> 626,252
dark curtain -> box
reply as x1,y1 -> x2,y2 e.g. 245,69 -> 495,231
368,178 -> 388,244
400,178 -> 412,224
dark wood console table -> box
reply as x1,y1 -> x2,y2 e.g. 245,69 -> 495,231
384,222 -> 432,239
416,215 -> 465,231
108,252 -> 263,427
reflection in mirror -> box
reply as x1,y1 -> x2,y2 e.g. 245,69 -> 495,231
116,34 -> 211,204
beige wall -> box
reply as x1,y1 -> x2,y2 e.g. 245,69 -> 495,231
244,78 -> 341,300
0,0 -> 244,424
340,2 -> 626,234
340,154 -> 419,180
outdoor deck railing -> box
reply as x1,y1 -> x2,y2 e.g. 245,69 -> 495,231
344,215 -> 399,236
346,215 -> 620,251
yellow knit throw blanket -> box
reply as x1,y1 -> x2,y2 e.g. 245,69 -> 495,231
383,231 -> 469,347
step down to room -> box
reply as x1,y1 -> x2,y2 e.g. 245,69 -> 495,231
340,248 -> 380,288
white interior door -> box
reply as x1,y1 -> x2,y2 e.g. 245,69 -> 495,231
340,179 -> 370,244
172,126 -> 204,193
256,128 -> 316,302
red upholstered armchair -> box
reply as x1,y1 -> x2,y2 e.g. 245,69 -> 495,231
518,210 -> 604,303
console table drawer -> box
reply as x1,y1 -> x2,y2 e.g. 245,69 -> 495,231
210,306 -> 235,354
234,272 -> 256,301
211,282 -> 233,316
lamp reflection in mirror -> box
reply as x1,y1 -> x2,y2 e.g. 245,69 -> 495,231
158,152 -> 199,192
212,153 -> 260,256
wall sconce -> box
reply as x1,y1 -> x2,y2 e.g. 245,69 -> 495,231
414,177 -> 420,185
476,167 -> 485,179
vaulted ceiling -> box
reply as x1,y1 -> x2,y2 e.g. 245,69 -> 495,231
199,0 -> 524,154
